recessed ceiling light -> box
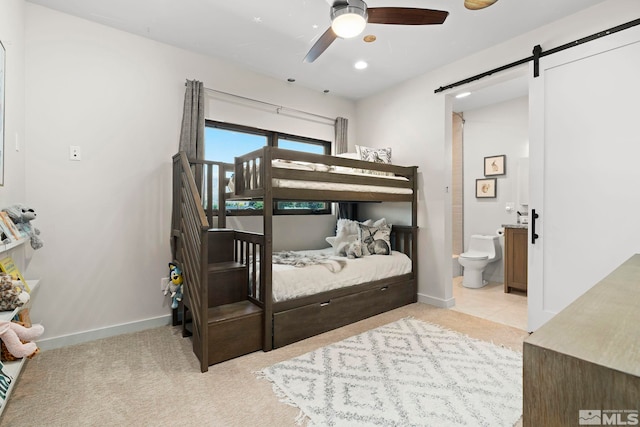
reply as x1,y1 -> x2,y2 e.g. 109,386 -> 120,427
363,35 -> 376,43
354,61 -> 368,70
456,92 -> 472,98
253,17 -> 262,23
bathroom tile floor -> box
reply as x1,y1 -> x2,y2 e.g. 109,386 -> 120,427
450,276 -> 528,331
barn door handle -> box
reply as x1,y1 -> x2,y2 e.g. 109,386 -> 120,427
531,209 -> 540,244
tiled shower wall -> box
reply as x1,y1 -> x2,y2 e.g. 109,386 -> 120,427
452,113 -> 464,256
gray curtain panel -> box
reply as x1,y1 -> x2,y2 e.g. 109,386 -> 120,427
334,117 -> 355,219
334,117 -> 348,154
179,79 -> 205,160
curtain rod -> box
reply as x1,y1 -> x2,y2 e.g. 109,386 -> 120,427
196,86 -> 336,123
434,18 -> 640,94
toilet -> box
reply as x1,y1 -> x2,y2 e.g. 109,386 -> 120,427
458,235 -> 501,288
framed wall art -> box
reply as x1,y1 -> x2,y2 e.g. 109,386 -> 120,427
476,178 -> 497,198
484,154 -> 506,177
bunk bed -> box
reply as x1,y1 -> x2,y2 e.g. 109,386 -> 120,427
172,147 -> 418,372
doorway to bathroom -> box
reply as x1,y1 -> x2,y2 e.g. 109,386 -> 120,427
450,73 -> 529,331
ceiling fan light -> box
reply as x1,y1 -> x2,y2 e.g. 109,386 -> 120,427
331,1 -> 368,39
464,0 -> 498,10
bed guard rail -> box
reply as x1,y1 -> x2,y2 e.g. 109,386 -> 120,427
232,231 -> 266,307
233,147 -> 417,198
391,225 -> 418,278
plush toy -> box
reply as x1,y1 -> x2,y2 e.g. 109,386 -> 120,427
164,262 -> 184,309
3,204 -> 43,250
346,241 -> 364,259
0,321 -> 43,359
0,273 -> 29,311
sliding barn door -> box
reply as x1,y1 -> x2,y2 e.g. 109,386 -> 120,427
528,25 -> 640,331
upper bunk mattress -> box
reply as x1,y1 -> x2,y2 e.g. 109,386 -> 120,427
272,247 -> 412,302
271,160 -> 413,194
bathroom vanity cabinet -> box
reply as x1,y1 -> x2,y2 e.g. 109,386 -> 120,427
504,226 -> 528,293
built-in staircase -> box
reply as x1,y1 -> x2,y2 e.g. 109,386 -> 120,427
172,152 -> 265,372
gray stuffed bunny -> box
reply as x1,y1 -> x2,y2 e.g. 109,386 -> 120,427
3,204 -> 43,250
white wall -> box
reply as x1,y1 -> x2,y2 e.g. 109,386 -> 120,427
355,0 -> 640,307
0,1 -> 30,287
23,3 -> 356,347
463,96 -> 529,282
0,0 -> 26,206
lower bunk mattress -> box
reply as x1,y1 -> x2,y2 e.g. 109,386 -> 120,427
271,248 -> 412,303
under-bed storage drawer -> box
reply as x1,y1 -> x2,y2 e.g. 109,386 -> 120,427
273,280 -> 415,348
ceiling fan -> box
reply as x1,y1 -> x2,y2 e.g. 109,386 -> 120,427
304,0 -> 449,63
464,0 -> 498,10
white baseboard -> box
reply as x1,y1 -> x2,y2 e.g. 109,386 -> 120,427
37,315 -> 173,351
418,292 -> 456,308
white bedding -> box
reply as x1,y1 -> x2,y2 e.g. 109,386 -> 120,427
272,178 -> 413,194
271,247 -> 412,302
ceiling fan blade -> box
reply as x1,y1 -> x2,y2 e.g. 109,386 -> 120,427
464,0 -> 498,10
367,8 -> 449,25
304,27 -> 338,63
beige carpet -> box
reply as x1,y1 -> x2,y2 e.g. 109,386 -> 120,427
0,303 -> 528,427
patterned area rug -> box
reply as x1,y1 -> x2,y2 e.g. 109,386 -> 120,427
259,318 -> 522,426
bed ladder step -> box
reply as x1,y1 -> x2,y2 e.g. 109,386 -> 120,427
207,300 -> 263,365
207,261 -> 249,308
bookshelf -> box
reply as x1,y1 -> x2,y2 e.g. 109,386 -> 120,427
0,237 -> 40,418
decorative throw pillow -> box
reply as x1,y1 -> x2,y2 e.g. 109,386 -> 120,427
357,222 -> 392,256
355,145 -> 393,176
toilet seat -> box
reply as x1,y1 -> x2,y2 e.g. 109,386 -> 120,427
460,252 -> 489,261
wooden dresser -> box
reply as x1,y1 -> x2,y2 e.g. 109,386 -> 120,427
523,254 -> 640,426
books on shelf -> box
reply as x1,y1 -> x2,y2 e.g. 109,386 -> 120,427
0,213 -> 21,242
0,360 -> 14,406
0,221 -> 11,244
0,257 -> 29,293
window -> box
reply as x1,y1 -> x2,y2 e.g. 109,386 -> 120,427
205,120 -> 331,215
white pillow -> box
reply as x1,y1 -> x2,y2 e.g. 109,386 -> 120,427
355,145 -> 393,176
336,218 -> 373,236
326,234 -> 358,256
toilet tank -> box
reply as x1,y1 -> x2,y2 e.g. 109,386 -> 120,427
468,235 -> 501,261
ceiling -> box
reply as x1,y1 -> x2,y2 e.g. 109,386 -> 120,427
26,0 -> 607,101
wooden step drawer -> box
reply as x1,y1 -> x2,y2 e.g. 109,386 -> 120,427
208,301 -> 263,365
208,262 -> 248,307
207,228 -> 235,264
273,280 -> 415,348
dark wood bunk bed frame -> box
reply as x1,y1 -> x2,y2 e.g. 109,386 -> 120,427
172,147 -> 418,372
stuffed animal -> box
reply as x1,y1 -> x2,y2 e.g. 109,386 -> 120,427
164,262 -> 184,309
346,241 -> 364,259
0,321 -> 43,359
0,273 -> 29,311
3,204 -> 43,250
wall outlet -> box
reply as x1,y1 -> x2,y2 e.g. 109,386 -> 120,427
160,277 -> 170,291
69,145 -> 82,161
